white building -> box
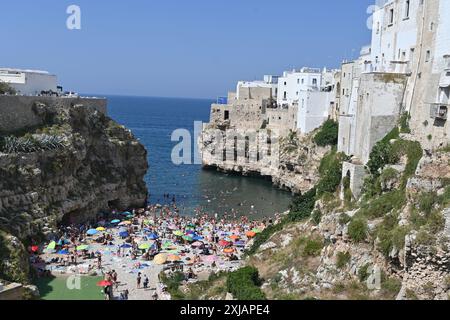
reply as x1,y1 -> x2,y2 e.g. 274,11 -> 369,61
0,68 -> 58,95
236,75 -> 279,100
277,67 -> 335,134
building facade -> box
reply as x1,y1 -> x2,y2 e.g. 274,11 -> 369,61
0,68 -> 58,96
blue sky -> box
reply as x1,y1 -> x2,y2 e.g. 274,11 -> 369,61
0,0 -> 374,98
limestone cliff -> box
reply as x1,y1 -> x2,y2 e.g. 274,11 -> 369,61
0,101 -> 148,283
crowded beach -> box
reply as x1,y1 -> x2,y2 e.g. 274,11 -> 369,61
29,202 -> 281,300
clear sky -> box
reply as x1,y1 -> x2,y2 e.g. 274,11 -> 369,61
0,0 -> 374,98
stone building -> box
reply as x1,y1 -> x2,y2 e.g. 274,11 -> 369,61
339,0 -> 450,199
0,68 -> 58,96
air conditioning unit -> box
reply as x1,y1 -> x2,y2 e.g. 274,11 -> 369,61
430,104 -> 448,120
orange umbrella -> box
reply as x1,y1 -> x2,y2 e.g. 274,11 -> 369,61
230,235 -> 240,241
223,248 -> 234,254
97,280 -> 113,287
167,254 -> 181,262
246,231 -> 256,238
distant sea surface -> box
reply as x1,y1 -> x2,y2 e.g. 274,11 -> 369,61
106,96 -> 292,219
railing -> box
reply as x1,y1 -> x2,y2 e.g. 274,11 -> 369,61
430,103 -> 449,120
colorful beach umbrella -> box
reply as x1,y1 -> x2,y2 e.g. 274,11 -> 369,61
162,242 -> 174,249
97,280 -> 113,287
96,227 -> 106,232
148,233 -> 159,240
230,235 -> 240,241
173,230 -> 183,237
57,249 -> 70,255
138,243 -> 151,250
246,231 -> 256,238
183,235 -> 194,242
76,245 -> 89,251
252,228 -> 262,234
191,241 -> 203,247
218,240 -> 231,247
121,211 -> 132,216
87,229 -> 99,236
120,243 -> 132,249
154,254 -> 167,265
119,231 -> 129,238
47,241 -> 56,250
223,248 -> 234,254
31,246 -> 39,253
119,221 -> 131,226
167,254 -> 181,262
111,219 -> 121,224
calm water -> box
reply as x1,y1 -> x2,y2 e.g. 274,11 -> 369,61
107,96 -> 292,218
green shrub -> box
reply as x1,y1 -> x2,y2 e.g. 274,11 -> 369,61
226,267 -> 266,300
311,210 -> 322,225
336,251 -> 351,269
358,263 -> 371,283
313,119 -> 339,146
377,213 -> 410,257
287,188 -> 317,222
302,238 -> 324,257
358,190 -> 406,219
399,112 -> 411,134
348,218 -> 368,242
0,81 -> 16,95
317,150 -> 347,196
418,192 -> 438,215
339,213 -> 352,225
380,274 -> 402,298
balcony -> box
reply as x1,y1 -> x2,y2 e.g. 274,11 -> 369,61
430,103 -> 448,120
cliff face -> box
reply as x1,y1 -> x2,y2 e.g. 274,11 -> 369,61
200,127 -> 330,194
0,101 -> 148,282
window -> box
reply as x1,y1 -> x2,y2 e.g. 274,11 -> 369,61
283,92 -> 287,100
389,8 -> 394,25
404,0 -> 410,19
224,110 -> 229,120
297,79 -> 300,84
312,78 -> 318,86
301,78 -> 304,84
426,50 -> 431,62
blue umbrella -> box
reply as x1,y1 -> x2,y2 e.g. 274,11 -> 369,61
118,227 -> 128,233
120,243 -> 132,249
149,233 -> 159,240
121,211 -> 132,216
87,229 -> 99,236
111,219 -> 121,224
57,250 -> 70,255
119,231 -> 129,238
193,236 -> 204,241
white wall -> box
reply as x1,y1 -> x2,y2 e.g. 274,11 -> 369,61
0,70 -> 57,95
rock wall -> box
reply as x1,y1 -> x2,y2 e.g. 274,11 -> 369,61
0,99 -> 148,282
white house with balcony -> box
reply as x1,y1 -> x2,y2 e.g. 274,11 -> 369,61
0,68 -> 58,95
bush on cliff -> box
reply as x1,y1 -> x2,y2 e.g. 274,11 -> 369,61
226,267 -> 266,300
317,149 -> 348,196
0,81 -> 16,95
348,218 -> 368,243
313,119 -> 339,147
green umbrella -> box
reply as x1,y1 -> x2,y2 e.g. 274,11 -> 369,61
162,242 -> 174,249
47,241 -> 56,250
173,230 -> 183,237
76,245 -> 89,251
138,243 -> 151,250
183,235 -> 194,242
252,228 -> 262,234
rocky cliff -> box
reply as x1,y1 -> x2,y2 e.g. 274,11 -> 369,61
0,101 -> 148,283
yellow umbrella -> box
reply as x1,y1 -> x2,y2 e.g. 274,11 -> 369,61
154,253 -> 167,265
96,227 -> 106,232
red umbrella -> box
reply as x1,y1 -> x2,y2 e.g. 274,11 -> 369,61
218,240 -> 231,247
97,280 -> 113,287
31,246 -> 39,253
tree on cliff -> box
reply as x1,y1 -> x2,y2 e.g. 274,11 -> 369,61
0,81 -> 16,95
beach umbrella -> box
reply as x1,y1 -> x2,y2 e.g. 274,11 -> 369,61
183,235 -> 194,242
191,241 -> 203,248
252,228 -> 262,234
173,230 -> 183,237
139,243 -> 151,250
148,233 -> 159,240
162,242 -> 174,250
120,243 -> 132,249
119,231 -> 129,238
235,241 -> 246,247
168,224 -> 177,230
47,241 -> 56,250
153,254 -> 167,265
126,215 -> 134,219
218,240 -> 231,247
111,219 -> 121,224
96,227 -> 106,232
193,235 -> 204,241
246,231 -> 256,238
76,245 -> 89,251
167,254 -> 181,262
202,255 -> 219,263
230,235 -> 240,241
87,229 -> 99,236
57,249 -> 70,255
31,246 -> 39,253
119,221 -> 131,226
223,248 -> 234,254
97,280 -> 113,287
121,211 -> 132,216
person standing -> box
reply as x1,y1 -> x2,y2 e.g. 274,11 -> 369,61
137,272 -> 142,289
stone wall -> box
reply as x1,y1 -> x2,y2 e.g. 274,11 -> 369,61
0,96 -> 107,134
